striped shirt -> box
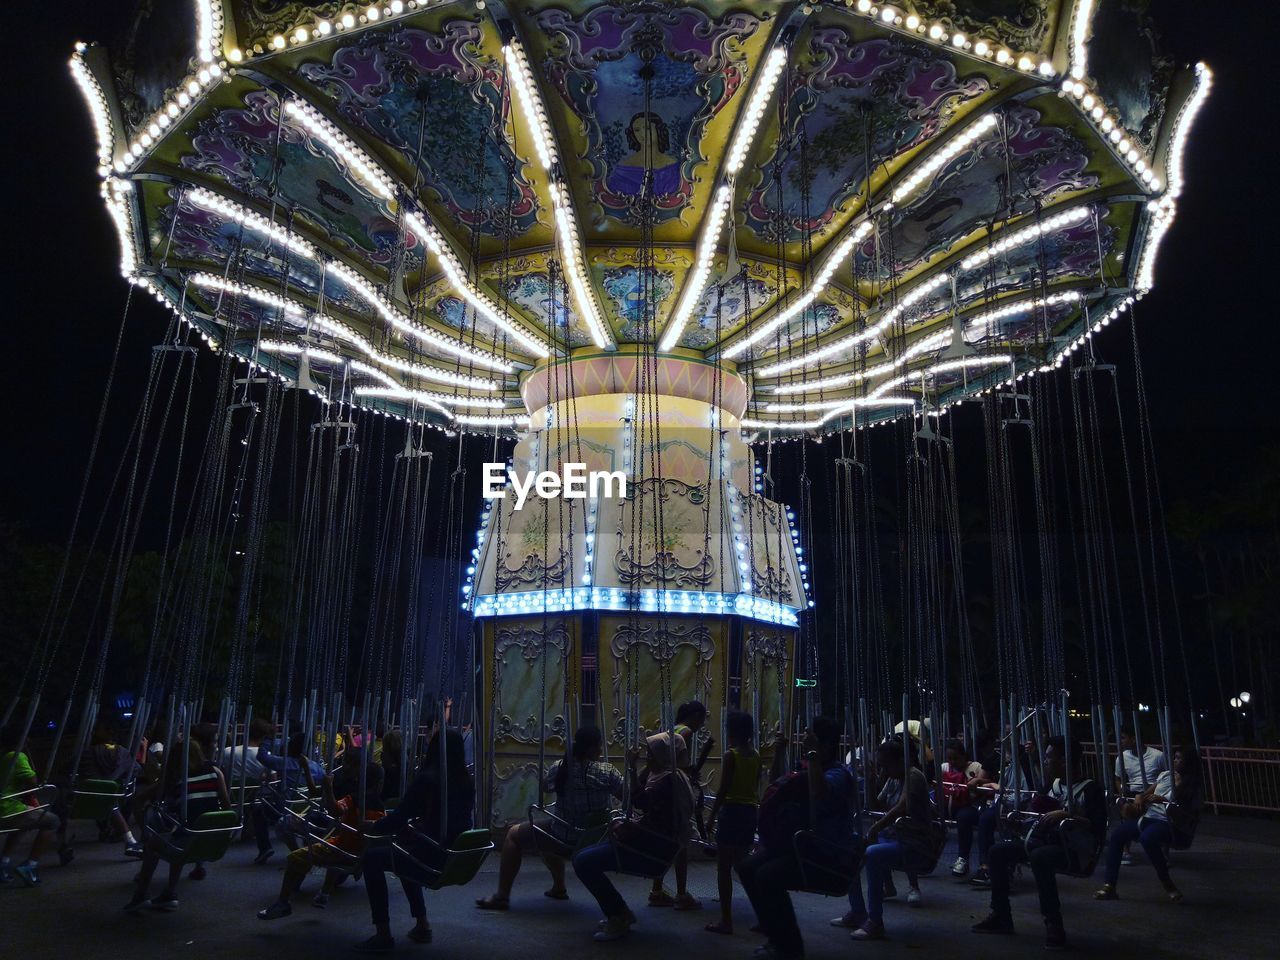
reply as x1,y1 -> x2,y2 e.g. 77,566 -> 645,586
543,760 -> 624,831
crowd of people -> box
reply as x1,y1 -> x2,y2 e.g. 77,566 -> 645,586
0,705 -> 1204,955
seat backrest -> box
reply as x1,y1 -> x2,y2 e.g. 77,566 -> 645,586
180,810 -> 239,864
430,829 -> 493,888
71,779 -> 126,819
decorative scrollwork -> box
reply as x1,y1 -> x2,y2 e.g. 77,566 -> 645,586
493,624 -> 570,745
751,563 -> 795,603
495,549 -> 570,590
615,548 -> 716,589
610,622 -> 715,666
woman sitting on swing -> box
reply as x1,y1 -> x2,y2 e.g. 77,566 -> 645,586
1095,745 -> 1203,902
356,727 -> 474,953
476,726 -> 623,910
572,732 -> 694,942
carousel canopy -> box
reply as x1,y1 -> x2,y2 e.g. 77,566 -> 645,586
74,0 -> 1208,436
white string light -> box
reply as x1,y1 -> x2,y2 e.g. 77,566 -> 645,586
190,272 -> 305,317
284,99 -> 396,201
188,188 -> 318,259
959,205 -> 1090,271
195,0 -> 223,64
502,39 -> 612,350
755,271 -> 950,376
352,385 -> 508,409
1070,0 -> 1095,81
659,184 -> 732,351
892,112 -> 998,205
308,313 -> 502,390
724,219 -> 874,360
726,46 -> 787,176
70,46 -> 115,175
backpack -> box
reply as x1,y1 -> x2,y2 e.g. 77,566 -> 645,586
756,771 -> 809,854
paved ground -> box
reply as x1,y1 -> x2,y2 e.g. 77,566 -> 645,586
1,817 -> 1272,959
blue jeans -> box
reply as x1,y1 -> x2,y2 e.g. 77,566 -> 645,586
1104,818 -> 1174,887
572,840 -> 661,919
736,848 -> 808,956
987,840 -> 1071,923
847,841 -> 906,923
363,844 -> 426,926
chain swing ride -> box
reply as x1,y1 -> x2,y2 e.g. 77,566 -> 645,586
4,0 -> 1212,901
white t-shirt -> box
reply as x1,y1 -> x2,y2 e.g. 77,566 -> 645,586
223,744 -> 265,783
1139,770 -> 1175,824
1115,746 -> 1167,792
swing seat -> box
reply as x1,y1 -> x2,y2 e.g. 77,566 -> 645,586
0,785 -> 54,835
71,779 -> 128,821
607,814 -> 681,879
1012,811 -> 1100,878
153,810 -> 240,866
793,830 -> 862,896
391,825 -> 494,890
528,803 -> 610,860
899,817 -> 949,876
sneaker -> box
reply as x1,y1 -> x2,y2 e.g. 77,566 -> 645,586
648,888 -> 675,907
1093,885 -> 1118,900
189,864 -> 206,881
593,916 -> 631,942
597,909 -> 637,930
1164,883 -> 1183,903
353,935 -> 395,954
311,892 -> 330,909
1044,919 -> 1067,951
15,863 -> 40,887
1120,852 -> 1133,866
0,862 -> 13,885
258,900 -> 292,920
123,894 -> 149,912
969,868 -> 991,888
851,919 -> 886,941
882,878 -> 897,899
830,911 -> 867,928
972,912 -> 1014,935
253,848 -> 275,865
673,893 -> 702,911
951,856 -> 968,878
406,925 -> 432,944
906,887 -> 923,907
124,842 -> 144,859
148,896 -> 180,911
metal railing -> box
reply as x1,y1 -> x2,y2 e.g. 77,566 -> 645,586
1082,744 -> 1280,815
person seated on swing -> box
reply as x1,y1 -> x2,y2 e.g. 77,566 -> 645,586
704,710 -> 762,935
572,731 -> 694,942
967,736 -> 1034,887
737,715 -> 856,960
477,726 -> 623,911
842,736 -> 937,941
1112,726 -> 1168,865
1095,745 -> 1202,903
648,699 -> 712,910
950,734 -> 999,879
379,729 -> 404,806
1,723 -> 66,887
80,721 -> 143,857
252,730 -> 323,864
356,726 -> 473,953
972,736 -> 1106,950
124,738 -> 230,912
258,749 -> 386,919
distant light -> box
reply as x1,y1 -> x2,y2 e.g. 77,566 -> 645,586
1239,691 -> 1252,703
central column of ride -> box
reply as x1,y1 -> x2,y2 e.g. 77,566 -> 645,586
470,349 -> 807,827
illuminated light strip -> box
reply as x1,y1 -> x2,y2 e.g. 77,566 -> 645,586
963,290 -> 1083,338
258,340 -> 343,366
284,99 -> 396,201
892,112 -> 998,205
188,188 -> 318,259
755,271 -> 950,375
455,413 -> 531,429
118,66 -> 223,173
324,259 -> 515,371
190,272 -> 304,317
308,313 -> 501,390
1061,80 -> 1160,190
353,386 -> 508,410
726,46 -> 787,176
195,0 -> 223,64
1166,63 -> 1213,202
743,396 -> 918,433
546,184 -> 611,349
502,40 -> 612,350
1070,0 -> 1095,81
70,47 -> 115,175
764,329 -> 952,405
848,3 -> 1052,78
659,184 -> 732,351
102,180 -> 139,278
471,586 -> 800,628
660,46 -> 786,352
503,43 -> 557,171
403,212 -> 550,358
724,219 -> 874,360
348,359 -> 398,388
960,206 -> 1091,271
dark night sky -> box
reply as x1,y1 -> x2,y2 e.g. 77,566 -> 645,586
3,1 -> 1275,542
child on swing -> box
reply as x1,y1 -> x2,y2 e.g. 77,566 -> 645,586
704,710 -> 762,935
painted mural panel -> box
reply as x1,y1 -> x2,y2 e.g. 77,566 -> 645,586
535,3 -> 760,227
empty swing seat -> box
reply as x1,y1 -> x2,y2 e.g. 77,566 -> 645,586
528,802 -> 610,860
604,813 -> 682,879
71,779 -> 128,821
793,829 -> 862,896
391,824 -> 494,890
152,810 -> 241,866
